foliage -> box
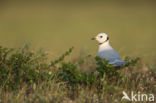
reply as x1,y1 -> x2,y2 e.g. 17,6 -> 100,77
0,45 -> 141,90
95,56 -> 121,78
0,45 -> 155,103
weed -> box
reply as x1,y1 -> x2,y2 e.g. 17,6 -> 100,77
0,45 -> 155,103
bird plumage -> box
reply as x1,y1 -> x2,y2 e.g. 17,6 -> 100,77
93,33 -> 127,67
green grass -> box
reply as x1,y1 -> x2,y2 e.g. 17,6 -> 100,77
0,45 -> 155,103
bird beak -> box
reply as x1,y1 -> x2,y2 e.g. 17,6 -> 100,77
92,37 -> 96,40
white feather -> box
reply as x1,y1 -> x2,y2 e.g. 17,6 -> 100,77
94,33 -> 127,67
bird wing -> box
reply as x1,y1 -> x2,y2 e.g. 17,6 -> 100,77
109,60 -> 127,66
98,48 -> 121,62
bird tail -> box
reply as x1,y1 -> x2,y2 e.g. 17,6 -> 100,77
110,60 -> 128,67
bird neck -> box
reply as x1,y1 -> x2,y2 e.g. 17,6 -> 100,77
98,41 -> 112,51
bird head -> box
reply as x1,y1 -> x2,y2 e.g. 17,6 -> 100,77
92,33 -> 109,45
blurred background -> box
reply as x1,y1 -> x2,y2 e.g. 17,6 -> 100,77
0,0 -> 156,64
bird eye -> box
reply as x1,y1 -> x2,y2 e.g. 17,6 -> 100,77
100,36 -> 103,38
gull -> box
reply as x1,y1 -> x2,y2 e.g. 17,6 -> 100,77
92,33 -> 127,67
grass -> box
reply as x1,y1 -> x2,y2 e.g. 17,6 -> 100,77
0,45 -> 155,103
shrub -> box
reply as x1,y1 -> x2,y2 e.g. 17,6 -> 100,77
1,45 -> 155,103
0,45 -> 140,92
0,46 -> 48,90
0,45 -> 75,91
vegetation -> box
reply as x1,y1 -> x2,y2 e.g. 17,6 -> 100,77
0,45 -> 155,103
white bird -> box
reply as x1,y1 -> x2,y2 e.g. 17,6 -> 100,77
92,33 -> 127,67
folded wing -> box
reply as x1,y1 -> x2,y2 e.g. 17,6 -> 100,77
98,49 -> 127,66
